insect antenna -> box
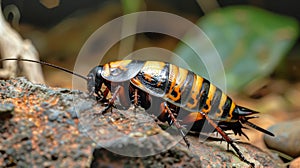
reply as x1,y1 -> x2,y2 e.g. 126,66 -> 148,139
0,58 -> 88,81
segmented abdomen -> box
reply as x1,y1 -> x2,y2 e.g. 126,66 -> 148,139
130,61 -> 237,120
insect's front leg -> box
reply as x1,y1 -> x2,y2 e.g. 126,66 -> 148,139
88,80 -> 107,102
97,82 -> 131,115
100,85 -> 121,114
97,87 -> 110,103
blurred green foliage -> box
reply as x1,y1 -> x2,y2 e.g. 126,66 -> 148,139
121,0 -> 142,14
175,6 -> 299,93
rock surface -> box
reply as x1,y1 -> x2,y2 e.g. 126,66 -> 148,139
0,78 -> 282,167
264,119 -> 300,158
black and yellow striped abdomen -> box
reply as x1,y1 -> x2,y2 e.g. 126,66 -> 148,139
124,60 -> 237,121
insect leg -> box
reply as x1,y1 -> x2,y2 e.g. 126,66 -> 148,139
203,114 -> 255,168
163,102 -> 190,148
100,85 -> 121,114
99,87 -> 110,102
128,84 -> 151,111
133,89 -> 138,111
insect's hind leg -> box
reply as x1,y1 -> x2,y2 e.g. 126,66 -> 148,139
163,102 -> 190,148
203,114 -> 255,168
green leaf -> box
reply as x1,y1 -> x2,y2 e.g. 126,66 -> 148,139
175,6 -> 299,92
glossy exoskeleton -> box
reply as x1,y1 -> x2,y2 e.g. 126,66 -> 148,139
87,60 -> 274,167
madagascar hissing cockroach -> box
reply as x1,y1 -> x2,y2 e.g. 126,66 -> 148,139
0,58 -> 274,167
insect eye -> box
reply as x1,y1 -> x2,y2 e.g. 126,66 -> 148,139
110,68 -> 121,76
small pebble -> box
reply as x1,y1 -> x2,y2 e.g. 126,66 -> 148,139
264,119 -> 300,157
41,102 -> 50,108
6,148 -> 15,155
0,102 -> 14,112
66,119 -> 75,125
290,157 -> 300,168
0,102 -> 14,119
46,109 -> 61,121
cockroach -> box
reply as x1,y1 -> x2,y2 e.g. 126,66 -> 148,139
0,58 -> 274,167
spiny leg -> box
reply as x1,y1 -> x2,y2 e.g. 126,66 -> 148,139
99,86 -> 121,114
133,88 -> 138,112
203,113 -> 255,168
164,102 -> 190,148
129,84 -> 151,111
